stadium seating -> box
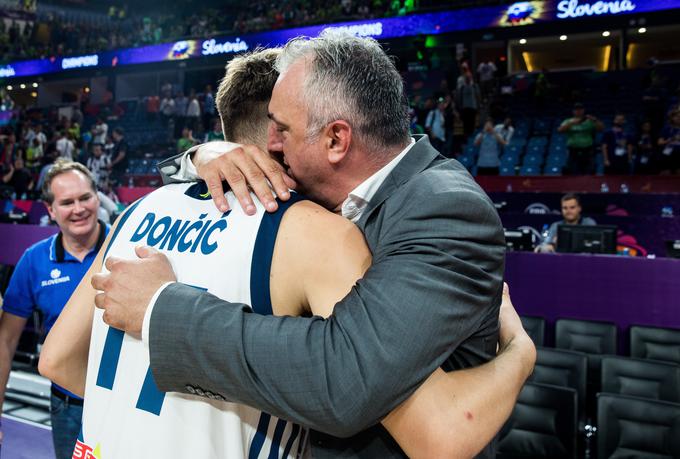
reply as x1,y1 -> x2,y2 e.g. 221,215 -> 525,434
497,382 -> 578,459
596,394 -> 680,459
600,356 -> 680,403
629,325 -> 680,365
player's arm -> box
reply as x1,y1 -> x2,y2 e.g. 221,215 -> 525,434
274,202 -> 535,458
39,217 -> 118,396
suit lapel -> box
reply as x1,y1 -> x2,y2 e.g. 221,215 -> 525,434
356,135 -> 440,231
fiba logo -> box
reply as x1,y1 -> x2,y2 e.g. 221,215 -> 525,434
50,268 -> 61,279
524,203 -> 555,215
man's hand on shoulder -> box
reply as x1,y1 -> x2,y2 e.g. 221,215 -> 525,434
191,142 -> 296,216
92,246 -> 176,335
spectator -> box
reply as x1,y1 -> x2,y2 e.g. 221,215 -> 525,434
0,159 -> 107,459
177,126 -> 197,153
457,73 -> 481,138
602,112 -> 634,175
160,94 -> 176,128
2,155 -> 34,198
55,131 -> 75,160
109,127 -> 128,184
186,91 -> 201,133
174,91 -> 188,138
475,118 -> 509,175
658,108 -> 680,175
535,193 -> 596,253
26,136 -> 43,170
447,100 -> 465,156
92,117 -> 108,145
635,120 -> 656,174
0,133 -> 18,165
204,118 -> 224,143
495,117 -> 515,145
34,124 -> 48,150
558,103 -> 604,175
203,84 -> 216,132
477,60 -> 497,98
424,97 -> 447,155
86,143 -> 111,188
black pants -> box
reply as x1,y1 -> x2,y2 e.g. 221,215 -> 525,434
568,146 -> 594,175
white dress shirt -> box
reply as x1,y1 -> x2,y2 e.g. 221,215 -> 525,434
142,138 -> 416,344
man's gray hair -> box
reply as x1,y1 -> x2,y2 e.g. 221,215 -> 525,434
275,31 -> 410,155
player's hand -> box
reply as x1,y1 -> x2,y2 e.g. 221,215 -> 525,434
498,283 -> 536,375
92,246 -> 177,336
192,142 -> 297,215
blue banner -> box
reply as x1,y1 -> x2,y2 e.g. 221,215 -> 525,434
1,0 -> 679,79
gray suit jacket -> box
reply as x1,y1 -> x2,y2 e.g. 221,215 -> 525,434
152,136 -> 505,457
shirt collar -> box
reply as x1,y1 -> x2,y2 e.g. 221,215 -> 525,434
50,220 -> 107,262
341,138 -> 416,222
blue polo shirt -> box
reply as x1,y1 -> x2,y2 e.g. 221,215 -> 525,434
3,222 -> 108,397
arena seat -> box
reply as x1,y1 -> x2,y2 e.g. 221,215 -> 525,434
630,325 -> 680,365
519,315 -> 545,346
497,382 -> 578,459
531,348 -> 588,422
555,318 -> 617,417
596,394 -> 680,459
600,356 -> 680,403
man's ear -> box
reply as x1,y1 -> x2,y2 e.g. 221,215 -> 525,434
44,201 -> 55,221
325,120 -> 352,165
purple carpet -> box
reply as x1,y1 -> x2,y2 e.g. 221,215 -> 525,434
1,416 -> 54,459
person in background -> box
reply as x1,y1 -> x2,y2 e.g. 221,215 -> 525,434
558,103 -> 604,175
108,127 -> 128,185
174,91 -> 188,138
186,90 -> 201,134
0,160 -> 107,459
535,193 -> 596,253
86,143 -> 110,189
424,96 -> 447,154
477,60 -> 497,99
177,126 -> 197,153
657,108 -> 680,175
92,117 -> 108,146
204,118 -> 224,143
602,112 -> 634,175
458,72 -> 481,138
2,155 -> 33,198
635,120 -> 656,174
56,131 -> 75,160
26,136 -> 43,170
475,118 -> 509,175
203,84 -> 216,132
448,100 -> 465,156
495,117 -> 514,145
159,94 -> 176,128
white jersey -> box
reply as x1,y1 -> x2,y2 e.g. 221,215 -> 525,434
76,182 -> 305,459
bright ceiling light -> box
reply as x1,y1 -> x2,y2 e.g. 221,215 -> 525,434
560,35 -> 568,41
638,27 -> 647,34
20,83 -> 26,89
6,85 -> 12,91
32,82 -> 38,88
602,31 -> 610,37
519,38 -> 527,44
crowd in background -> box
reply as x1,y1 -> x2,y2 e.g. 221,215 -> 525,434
410,60 -> 680,176
0,0 -> 419,63
1,55 -> 679,203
